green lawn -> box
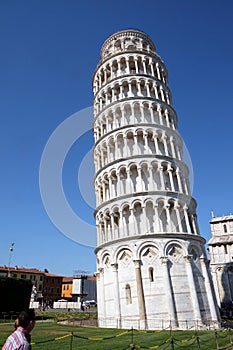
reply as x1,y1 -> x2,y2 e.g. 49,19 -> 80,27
0,321 -> 232,349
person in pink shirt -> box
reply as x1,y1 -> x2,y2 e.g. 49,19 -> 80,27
2,309 -> 36,350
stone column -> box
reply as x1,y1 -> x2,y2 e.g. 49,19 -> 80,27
165,205 -> 172,232
146,81 -> 151,97
110,212 -> 115,240
160,86 -> 165,102
158,105 -> 163,125
154,204 -> 160,232
159,165 -> 165,190
160,257 -> 177,327
148,165 -> 154,190
154,83 -> 159,99
119,83 -> 123,99
102,181 -> 106,202
116,172 -> 121,196
142,59 -> 147,74
211,268 -> 221,307
128,81 -> 133,97
162,134 -> 169,156
96,218 -> 101,244
167,165 -> 175,191
175,140 -> 182,160
200,258 -> 219,322
104,68 -> 107,84
98,268 -> 106,324
165,109 -> 170,127
176,169 -> 183,193
184,255 -> 202,322
144,131 -> 148,151
135,58 -> 139,74
140,104 -> 145,123
134,260 -> 147,329
183,205 -> 192,233
154,134 -> 160,154
149,103 -> 154,121
150,59 -> 155,76
156,63 -> 161,80
112,84 -> 115,102
126,57 -> 130,74
193,214 -> 200,235
166,91 -> 170,105
138,166 -> 144,192
137,80 -> 142,96
174,204 -> 183,233
111,263 -> 121,328
119,209 -> 124,237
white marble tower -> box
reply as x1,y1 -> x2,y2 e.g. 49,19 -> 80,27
92,29 -> 220,330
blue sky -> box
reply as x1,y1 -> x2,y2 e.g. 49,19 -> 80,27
0,0 -> 232,276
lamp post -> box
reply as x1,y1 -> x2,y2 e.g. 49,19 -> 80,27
7,242 -> 14,277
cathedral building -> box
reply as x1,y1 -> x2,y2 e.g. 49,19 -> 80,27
208,214 -> 233,315
92,29 -> 220,330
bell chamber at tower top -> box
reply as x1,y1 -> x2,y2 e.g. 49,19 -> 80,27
92,31 -> 171,118
100,30 -> 156,59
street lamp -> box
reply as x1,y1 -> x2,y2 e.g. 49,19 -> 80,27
7,242 -> 14,277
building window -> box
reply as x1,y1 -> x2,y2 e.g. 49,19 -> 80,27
51,278 -> 54,284
224,245 -> 227,254
223,224 -> 227,233
30,275 -> 36,281
149,267 -> 154,282
50,288 -> 54,293
57,287 -> 60,293
21,274 -> 26,279
40,276 -> 43,281
125,284 -> 132,304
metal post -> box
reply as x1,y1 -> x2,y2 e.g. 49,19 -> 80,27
170,337 -> 175,350
70,332 -> 73,350
229,328 -> 233,345
196,333 -> 201,350
131,327 -> 134,347
7,242 -> 14,277
215,330 -> 219,350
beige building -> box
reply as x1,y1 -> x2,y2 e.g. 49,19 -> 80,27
0,266 -> 44,301
208,214 -> 233,315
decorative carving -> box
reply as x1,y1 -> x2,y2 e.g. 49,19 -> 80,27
167,244 -> 183,263
183,255 -> 192,263
119,250 -> 132,267
141,246 -> 158,263
160,256 -> 168,264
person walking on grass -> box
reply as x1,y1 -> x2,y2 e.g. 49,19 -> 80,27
2,309 -> 36,350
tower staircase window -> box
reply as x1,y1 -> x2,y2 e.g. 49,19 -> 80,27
149,267 -> 154,282
125,284 -> 132,304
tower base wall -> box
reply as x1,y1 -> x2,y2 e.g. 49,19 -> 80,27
98,317 -> 220,331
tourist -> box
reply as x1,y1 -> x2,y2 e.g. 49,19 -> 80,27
2,309 -> 36,350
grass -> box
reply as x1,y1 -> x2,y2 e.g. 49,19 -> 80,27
0,321 -> 233,349
35,310 -> 98,321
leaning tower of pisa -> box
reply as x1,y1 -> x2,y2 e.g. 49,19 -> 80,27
92,29 -> 220,330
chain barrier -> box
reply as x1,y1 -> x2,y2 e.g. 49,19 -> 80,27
2,322 -> 233,349
29,326 -> 233,349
